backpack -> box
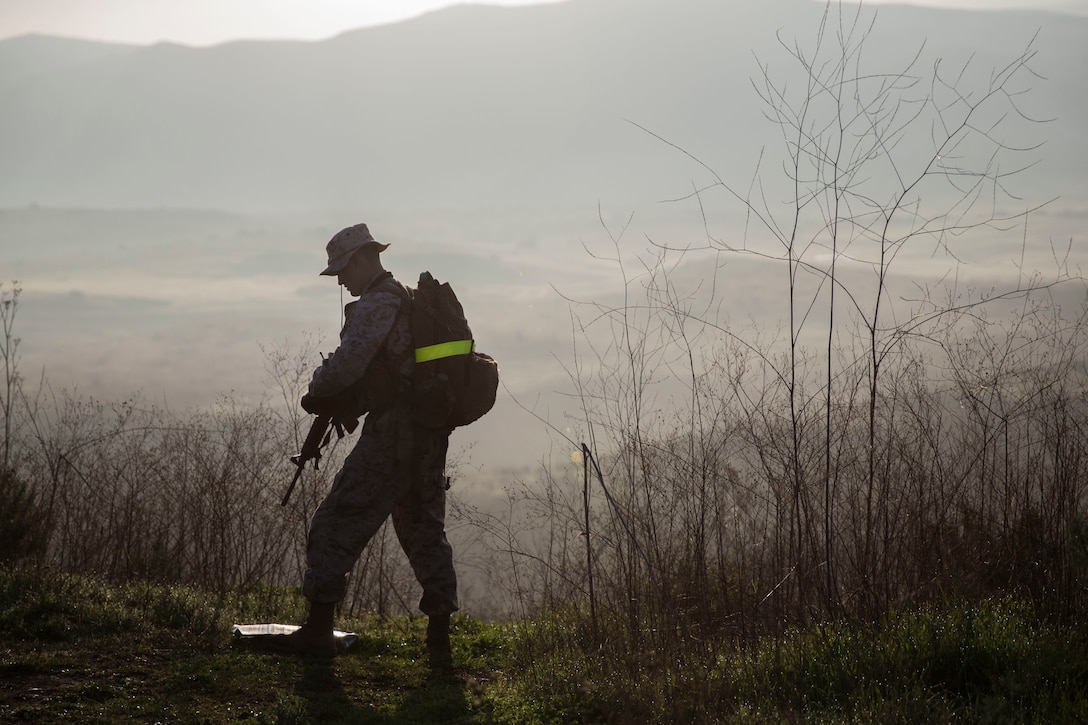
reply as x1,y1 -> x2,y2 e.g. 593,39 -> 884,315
396,271 -> 499,429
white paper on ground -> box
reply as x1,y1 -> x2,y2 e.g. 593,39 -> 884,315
232,623 -> 358,649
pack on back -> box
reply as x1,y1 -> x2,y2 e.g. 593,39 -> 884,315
410,271 -> 499,429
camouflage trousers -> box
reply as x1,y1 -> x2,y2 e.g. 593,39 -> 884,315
302,401 -> 457,616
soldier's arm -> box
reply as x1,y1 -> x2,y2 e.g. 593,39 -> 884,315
309,293 -> 400,397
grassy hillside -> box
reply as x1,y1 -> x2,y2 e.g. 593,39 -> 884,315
3,567 -> 1088,723
0,567 -> 513,723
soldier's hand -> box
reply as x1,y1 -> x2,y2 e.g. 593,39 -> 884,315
300,392 -> 324,414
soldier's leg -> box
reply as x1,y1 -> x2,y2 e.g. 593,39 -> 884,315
303,423 -> 405,604
246,414 -> 407,658
391,431 -> 458,618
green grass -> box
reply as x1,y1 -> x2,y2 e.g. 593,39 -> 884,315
0,567 -> 514,723
722,599 -> 1088,722
3,567 -> 1088,723
490,599 -> 1088,724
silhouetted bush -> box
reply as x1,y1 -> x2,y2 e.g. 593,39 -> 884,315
0,466 -> 49,565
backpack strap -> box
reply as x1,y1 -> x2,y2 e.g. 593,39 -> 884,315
362,270 -> 392,293
364,270 -> 411,301
364,273 -> 414,397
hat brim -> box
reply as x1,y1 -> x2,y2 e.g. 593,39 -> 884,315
319,241 -> 390,275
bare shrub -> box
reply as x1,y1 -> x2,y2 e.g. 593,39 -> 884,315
510,1 -> 1088,661
2,331 -> 416,614
15,390 -> 295,589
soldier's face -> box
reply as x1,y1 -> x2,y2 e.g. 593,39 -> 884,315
337,250 -> 377,296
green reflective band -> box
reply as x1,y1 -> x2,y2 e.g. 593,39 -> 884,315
415,339 -> 474,363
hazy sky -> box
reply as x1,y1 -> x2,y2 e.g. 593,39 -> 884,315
0,0 -> 569,46
1,0 -> 1085,46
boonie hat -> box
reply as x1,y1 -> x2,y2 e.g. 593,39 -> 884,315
320,223 -> 390,275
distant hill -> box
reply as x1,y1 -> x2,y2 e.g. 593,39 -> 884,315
0,0 -> 1085,214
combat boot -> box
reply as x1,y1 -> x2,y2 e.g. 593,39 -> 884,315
244,600 -> 339,659
424,612 -> 452,665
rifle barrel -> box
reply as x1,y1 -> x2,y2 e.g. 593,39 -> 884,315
280,464 -> 304,507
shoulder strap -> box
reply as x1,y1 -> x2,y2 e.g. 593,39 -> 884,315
365,272 -> 412,303
363,273 -> 414,384
362,270 -> 394,295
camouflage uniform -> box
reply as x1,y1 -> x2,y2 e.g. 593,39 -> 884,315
302,272 -> 458,616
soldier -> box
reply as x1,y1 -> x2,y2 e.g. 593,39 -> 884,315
253,223 -> 457,660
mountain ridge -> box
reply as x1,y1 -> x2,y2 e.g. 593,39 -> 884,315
1,0 -> 1084,214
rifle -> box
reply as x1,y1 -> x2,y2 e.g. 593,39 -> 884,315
280,413 -> 358,506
